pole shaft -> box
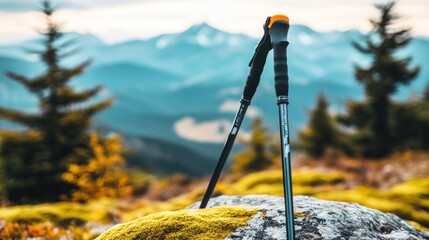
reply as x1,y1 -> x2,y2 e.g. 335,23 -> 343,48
199,102 -> 249,208
278,99 -> 295,240
199,17 -> 272,209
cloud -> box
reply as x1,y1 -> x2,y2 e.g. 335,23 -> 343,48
0,0 -> 428,44
219,100 -> 260,117
174,117 -> 230,143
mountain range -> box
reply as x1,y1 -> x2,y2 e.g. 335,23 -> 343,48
1,23 -> 428,176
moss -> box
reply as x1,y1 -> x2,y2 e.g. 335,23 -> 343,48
0,198 -> 117,225
408,221 -> 429,233
386,178 -> 429,209
292,170 -> 345,186
315,181 -> 429,228
122,195 -> 197,222
229,170 -> 283,194
226,170 -> 345,196
222,169 -> 428,229
122,172 -> 429,230
96,206 -> 258,240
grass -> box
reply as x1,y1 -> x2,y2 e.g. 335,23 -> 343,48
0,198 -> 117,225
96,206 -> 258,240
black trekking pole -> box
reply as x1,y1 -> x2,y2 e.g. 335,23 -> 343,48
268,15 -> 295,240
199,17 -> 273,209
199,14 -> 296,240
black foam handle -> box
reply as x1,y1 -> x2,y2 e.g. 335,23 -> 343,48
269,21 -> 290,98
242,50 -> 270,102
241,17 -> 272,103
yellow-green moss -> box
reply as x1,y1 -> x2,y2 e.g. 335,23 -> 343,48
122,169 -> 345,222
118,175 -> 429,230
0,198 -> 117,225
292,170 -> 345,186
222,169 -> 428,229
226,169 -> 345,196
96,206 -> 258,240
315,179 -> 429,228
122,194 -> 197,222
408,220 -> 429,233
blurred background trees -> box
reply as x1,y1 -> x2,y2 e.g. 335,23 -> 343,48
0,0 -> 425,207
0,0 -> 113,203
337,1 -> 420,158
298,94 -> 345,158
231,117 -> 277,173
299,1 -> 427,159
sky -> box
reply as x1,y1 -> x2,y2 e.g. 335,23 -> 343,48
0,0 -> 428,44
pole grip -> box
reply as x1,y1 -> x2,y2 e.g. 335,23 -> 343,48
242,51 -> 269,102
268,15 -> 290,100
241,17 -> 272,103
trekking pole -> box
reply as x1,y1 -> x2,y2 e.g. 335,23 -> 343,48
199,17 -> 273,209
268,15 -> 295,240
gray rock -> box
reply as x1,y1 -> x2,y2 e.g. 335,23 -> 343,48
188,195 -> 429,240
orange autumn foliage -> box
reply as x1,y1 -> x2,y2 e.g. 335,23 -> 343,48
62,132 -> 133,202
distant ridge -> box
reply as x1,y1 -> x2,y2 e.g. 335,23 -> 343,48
1,23 -> 428,175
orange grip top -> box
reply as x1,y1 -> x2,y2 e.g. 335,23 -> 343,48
268,15 -> 290,28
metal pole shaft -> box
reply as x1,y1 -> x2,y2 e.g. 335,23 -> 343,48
199,101 -> 249,208
278,96 -> 295,240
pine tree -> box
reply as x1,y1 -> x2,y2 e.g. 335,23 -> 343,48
390,101 -> 429,151
388,82 -> 429,151
420,86 -> 429,149
0,154 -> 5,201
340,1 -> 419,158
231,117 -> 275,173
298,94 -> 341,158
423,83 -> 429,101
0,1 -> 112,203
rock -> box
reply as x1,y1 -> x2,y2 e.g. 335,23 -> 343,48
97,195 -> 429,240
188,195 -> 429,240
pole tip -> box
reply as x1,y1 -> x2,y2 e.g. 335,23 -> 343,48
268,15 -> 290,28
